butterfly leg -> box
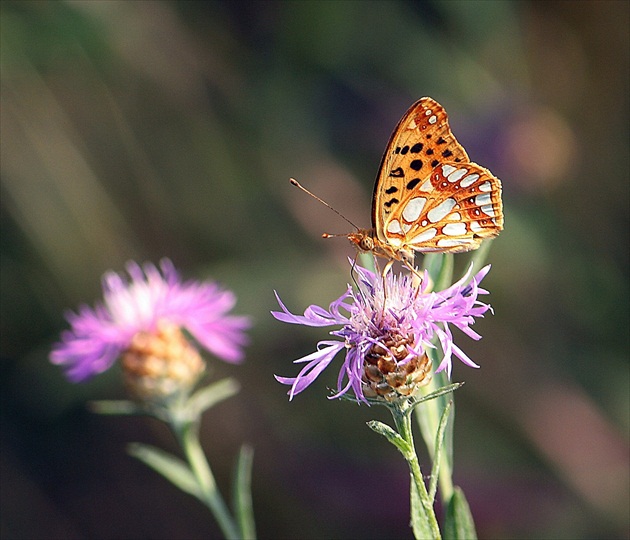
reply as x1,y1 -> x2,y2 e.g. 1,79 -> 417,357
382,259 -> 395,278
401,260 -> 424,287
380,258 -> 423,299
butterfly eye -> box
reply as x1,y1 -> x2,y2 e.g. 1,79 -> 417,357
360,237 -> 374,251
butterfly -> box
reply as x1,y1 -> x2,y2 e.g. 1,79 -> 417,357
293,97 -> 503,271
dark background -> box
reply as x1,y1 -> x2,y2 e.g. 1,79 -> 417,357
1,1 -> 628,539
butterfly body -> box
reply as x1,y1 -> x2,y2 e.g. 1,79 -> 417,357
350,97 -> 503,265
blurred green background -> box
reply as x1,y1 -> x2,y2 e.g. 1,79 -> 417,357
1,1 -> 628,539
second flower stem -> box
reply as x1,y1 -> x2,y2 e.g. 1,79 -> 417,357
177,421 -> 240,540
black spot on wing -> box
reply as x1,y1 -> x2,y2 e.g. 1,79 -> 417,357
385,186 -> 398,194
389,167 -> 405,177
406,178 -> 421,190
384,198 -> 399,208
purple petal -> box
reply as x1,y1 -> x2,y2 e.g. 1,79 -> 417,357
51,259 -> 250,381
275,341 -> 345,400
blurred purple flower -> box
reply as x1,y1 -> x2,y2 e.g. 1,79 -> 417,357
272,263 -> 492,402
51,259 -> 250,382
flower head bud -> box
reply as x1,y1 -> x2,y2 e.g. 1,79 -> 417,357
273,261 -> 492,403
51,259 -> 250,383
362,332 -> 432,402
121,320 -> 206,401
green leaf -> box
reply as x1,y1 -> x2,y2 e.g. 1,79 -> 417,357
416,348 -> 455,471
127,442 -> 202,501
466,238 -> 493,279
422,253 -> 454,293
358,252 -> 377,273
88,399 -> 143,416
444,487 -> 477,540
410,383 -> 463,410
414,357 -> 456,504
429,400 -> 453,501
367,420 -> 412,455
233,445 -> 256,540
186,377 -> 240,418
409,481 -> 435,540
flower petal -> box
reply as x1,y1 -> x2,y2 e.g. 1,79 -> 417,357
275,341 -> 345,400
51,259 -> 250,381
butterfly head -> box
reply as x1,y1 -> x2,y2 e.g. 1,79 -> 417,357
345,228 -> 414,266
347,229 -> 375,253
324,228 -> 380,255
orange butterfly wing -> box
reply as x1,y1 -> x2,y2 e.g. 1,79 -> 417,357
372,97 -> 503,256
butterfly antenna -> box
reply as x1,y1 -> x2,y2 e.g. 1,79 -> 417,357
289,178 -> 359,231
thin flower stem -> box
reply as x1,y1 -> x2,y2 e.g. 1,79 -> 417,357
392,405 -> 442,540
177,421 -> 240,540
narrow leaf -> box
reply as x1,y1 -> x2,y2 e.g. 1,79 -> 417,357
415,354 -> 456,505
466,239 -> 492,279
367,420 -> 412,455
411,383 -> 463,409
88,400 -> 142,416
409,481 -> 434,540
233,445 -> 256,540
429,400 -> 453,501
187,377 -> 240,418
358,252 -> 377,273
127,442 -> 202,501
416,347 -> 455,472
422,253 -> 454,293
444,487 -> 477,540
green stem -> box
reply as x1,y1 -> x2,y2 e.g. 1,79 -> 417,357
392,405 -> 442,540
176,421 -> 240,540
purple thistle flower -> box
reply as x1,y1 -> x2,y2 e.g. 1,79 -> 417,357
51,259 -> 250,383
272,263 -> 492,402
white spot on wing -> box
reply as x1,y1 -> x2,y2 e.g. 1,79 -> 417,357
429,115 -> 437,124
387,219 -> 403,234
470,221 -> 483,232
481,204 -> 496,217
408,119 -> 417,129
437,238 -> 472,248
478,181 -> 492,192
412,228 -> 437,243
420,179 -> 433,192
460,174 -> 479,188
448,212 -> 462,221
402,197 -> 426,222
403,223 -> 411,233
427,198 -> 456,223
448,168 -> 467,183
442,164 -> 457,177
475,193 -> 492,207
443,222 -> 467,236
